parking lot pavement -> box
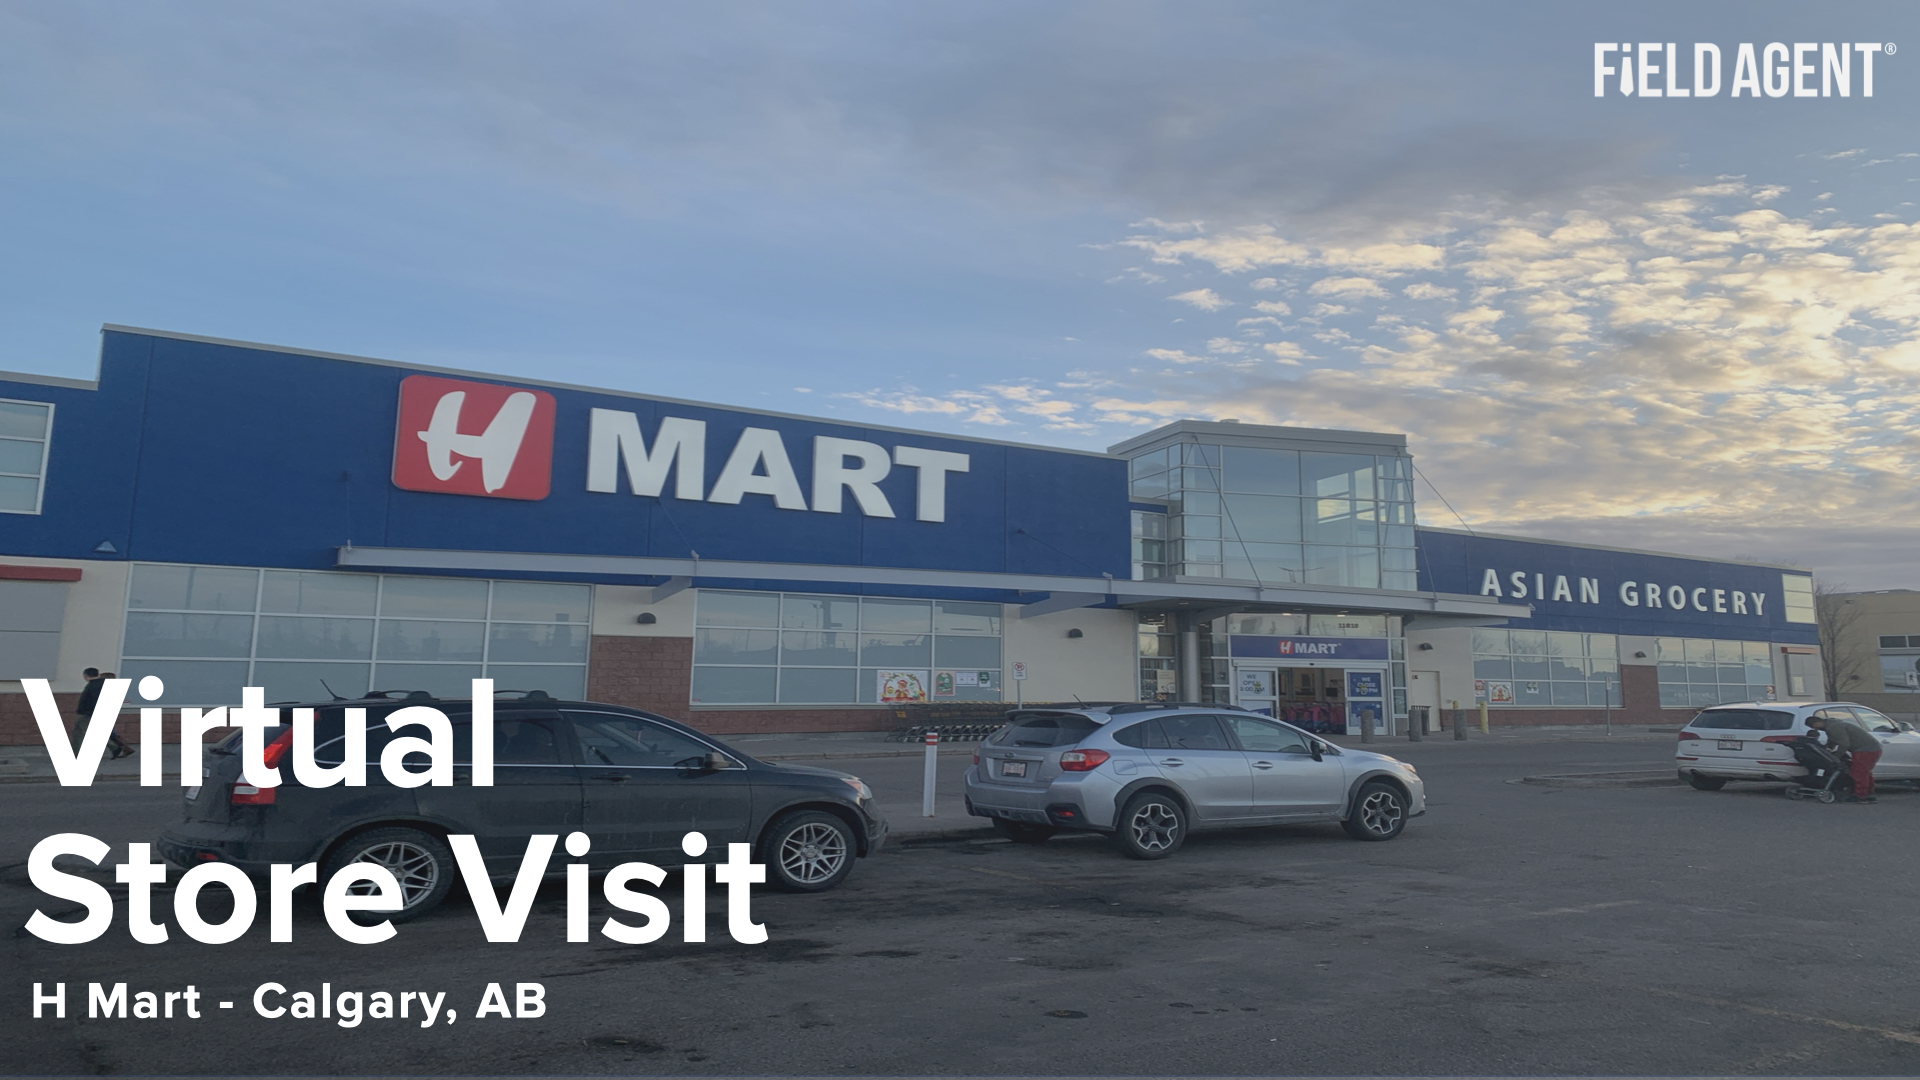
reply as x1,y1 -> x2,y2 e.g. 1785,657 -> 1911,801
9,735 -> 1920,1075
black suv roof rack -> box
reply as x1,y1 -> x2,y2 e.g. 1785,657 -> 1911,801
1102,701 -> 1248,715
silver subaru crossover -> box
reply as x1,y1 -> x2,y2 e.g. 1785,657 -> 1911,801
963,703 -> 1425,858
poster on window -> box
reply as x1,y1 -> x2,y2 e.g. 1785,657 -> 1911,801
1346,671 -> 1383,699
934,671 -> 956,697
877,670 -> 930,703
1237,669 -> 1271,696
1347,700 -> 1384,735
1487,680 -> 1514,705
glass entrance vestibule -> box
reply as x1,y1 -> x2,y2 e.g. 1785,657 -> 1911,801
1211,612 -> 1404,736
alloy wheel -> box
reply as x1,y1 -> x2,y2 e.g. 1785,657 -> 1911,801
349,841 -> 440,908
1358,790 -> 1404,835
1128,801 -> 1180,852
778,822 -> 848,885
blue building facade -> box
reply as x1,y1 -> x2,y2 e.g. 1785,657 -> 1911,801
0,327 -> 1819,740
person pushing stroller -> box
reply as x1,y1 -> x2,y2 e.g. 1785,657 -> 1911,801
1804,712 -> 1882,804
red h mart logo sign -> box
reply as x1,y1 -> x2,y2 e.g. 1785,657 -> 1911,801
391,375 -> 556,500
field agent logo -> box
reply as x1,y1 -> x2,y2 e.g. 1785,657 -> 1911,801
1595,42 -> 1888,97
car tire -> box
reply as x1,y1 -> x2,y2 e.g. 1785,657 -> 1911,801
760,810 -> 856,892
992,819 -> 1057,844
1686,773 -> 1728,791
321,827 -> 455,923
1342,781 -> 1408,841
1111,791 -> 1186,860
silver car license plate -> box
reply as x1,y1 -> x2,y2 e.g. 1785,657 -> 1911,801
1001,760 -> 1027,778
1717,739 -> 1742,751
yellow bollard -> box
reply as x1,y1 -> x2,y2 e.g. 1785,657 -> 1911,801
1478,700 -> 1489,734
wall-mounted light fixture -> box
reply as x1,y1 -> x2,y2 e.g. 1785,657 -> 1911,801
1066,628 -> 1084,639
1417,642 -> 1433,651
1633,650 -> 1646,658
635,612 -> 657,625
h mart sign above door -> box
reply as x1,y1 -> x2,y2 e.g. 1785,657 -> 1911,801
391,375 -> 972,521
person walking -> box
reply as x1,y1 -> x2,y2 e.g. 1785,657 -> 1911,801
74,668 -> 132,759
1805,712 -> 1880,803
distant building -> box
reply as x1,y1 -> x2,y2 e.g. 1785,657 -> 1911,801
1820,589 -> 1920,718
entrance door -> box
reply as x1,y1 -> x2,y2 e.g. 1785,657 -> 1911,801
1409,670 -> 1441,733
1233,666 -> 1279,716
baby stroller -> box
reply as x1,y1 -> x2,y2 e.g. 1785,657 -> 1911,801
1783,735 -> 1853,804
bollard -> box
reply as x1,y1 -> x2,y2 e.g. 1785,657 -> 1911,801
1358,712 -> 1373,744
922,729 -> 939,817
1452,700 -> 1468,740
1408,706 -> 1424,742
1478,700 -> 1490,735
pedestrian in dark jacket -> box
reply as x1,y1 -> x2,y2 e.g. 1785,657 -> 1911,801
74,668 -> 132,759
1805,713 -> 1880,802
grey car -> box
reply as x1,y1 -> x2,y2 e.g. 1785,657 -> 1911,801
159,691 -> 888,919
963,703 -> 1425,858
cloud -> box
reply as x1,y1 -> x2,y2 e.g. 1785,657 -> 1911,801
1169,287 -> 1231,311
1308,276 -> 1389,299
1252,300 -> 1292,315
1088,180 -> 1920,585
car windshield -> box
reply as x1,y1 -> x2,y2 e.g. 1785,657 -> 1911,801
989,713 -> 1102,748
1687,708 -> 1795,731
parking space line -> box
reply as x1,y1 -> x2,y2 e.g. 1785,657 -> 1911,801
1508,899 -> 1642,918
1562,976 -> 1920,1047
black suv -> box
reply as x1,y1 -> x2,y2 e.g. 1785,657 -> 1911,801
158,691 -> 888,919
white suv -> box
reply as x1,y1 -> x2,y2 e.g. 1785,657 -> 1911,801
1675,701 -> 1920,790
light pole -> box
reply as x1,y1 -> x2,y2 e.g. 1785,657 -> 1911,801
1603,671 -> 1615,736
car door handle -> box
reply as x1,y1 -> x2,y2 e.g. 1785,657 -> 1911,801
1158,758 -> 1185,767
591,773 -> 630,783
1251,761 -> 1274,769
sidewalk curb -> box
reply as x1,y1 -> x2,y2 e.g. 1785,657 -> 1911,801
757,748 -> 978,761
1516,770 -> 1680,788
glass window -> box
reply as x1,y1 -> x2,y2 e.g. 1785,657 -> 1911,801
129,565 -> 259,612
691,666 -> 778,704
492,719 -> 565,765
569,714 -> 712,768
780,667 -> 858,703
1220,446 -> 1299,495
123,566 -> 594,705
378,620 -> 486,662
1180,515 -> 1222,539
0,399 -> 51,514
990,713 -> 1102,748
1221,495 -> 1302,542
1181,443 -> 1221,466
1182,491 -> 1221,514
1225,716 -> 1309,754
378,576 -> 490,620
1223,543 -> 1304,584
1880,655 -> 1920,693
1880,635 -> 1909,649
256,616 -> 374,660
859,633 -> 932,667
261,572 -> 378,616
489,622 -> 589,664
1157,714 -> 1231,750
1303,546 -> 1379,588
372,662 -> 485,698
123,612 -> 255,658
936,635 -> 1000,669
695,628 -> 780,666
1472,628 -> 1510,654
697,590 -> 780,628
780,631 -> 858,667
860,598 -> 932,633
118,660 -> 250,706
252,661 -> 372,703
1230,613 -> 1307,636
782,594 -> 859,630
935,601 -> 1001,635
1301,452 -> 1377,499
491,581 -> 590,623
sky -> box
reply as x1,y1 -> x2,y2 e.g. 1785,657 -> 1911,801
2,1 -> 1918,587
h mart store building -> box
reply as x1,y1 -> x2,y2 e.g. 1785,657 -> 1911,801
0,327 -> 1822,743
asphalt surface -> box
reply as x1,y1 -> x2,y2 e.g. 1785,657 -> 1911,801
5,733 -> 1920,1075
